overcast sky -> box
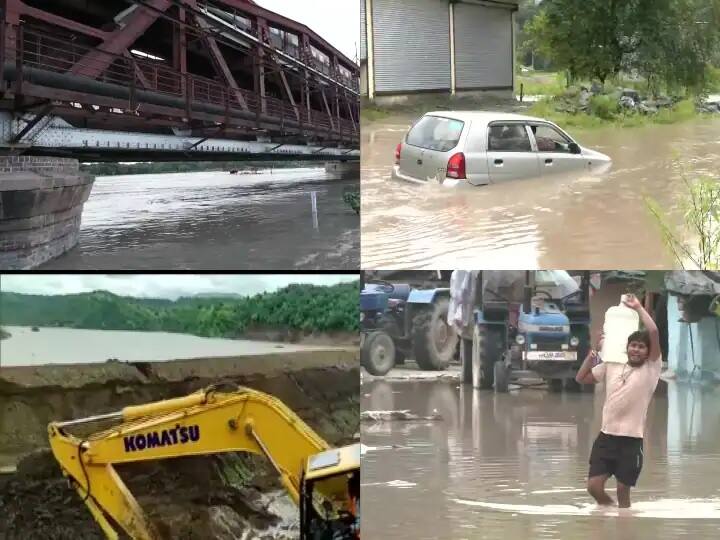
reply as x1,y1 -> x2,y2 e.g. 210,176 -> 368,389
0,274 -> 357,300
256,0 -> 359,62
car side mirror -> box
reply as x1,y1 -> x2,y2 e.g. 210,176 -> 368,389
568,142 -> 581,154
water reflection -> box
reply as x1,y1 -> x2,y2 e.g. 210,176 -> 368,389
361,380 -> 720,539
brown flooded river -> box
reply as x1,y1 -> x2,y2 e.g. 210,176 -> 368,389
361,380 -> 720,539
0,326 -> 335,366
361,116 -> 720,268
39,168 -> 359,270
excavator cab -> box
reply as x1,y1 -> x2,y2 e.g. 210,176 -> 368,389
300,444 -> 360,539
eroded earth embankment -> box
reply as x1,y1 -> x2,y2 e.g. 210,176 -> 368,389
0,349 -> 359,539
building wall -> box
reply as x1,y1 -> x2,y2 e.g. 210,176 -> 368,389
360,62 -> 368,96
667,295 -> 720,379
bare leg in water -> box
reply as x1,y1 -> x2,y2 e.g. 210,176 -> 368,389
587,474 -> 615,506
616,482 -> 631,508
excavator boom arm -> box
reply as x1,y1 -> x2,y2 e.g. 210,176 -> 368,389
48,386 -> 331,540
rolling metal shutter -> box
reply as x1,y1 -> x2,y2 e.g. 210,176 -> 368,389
372,0 -> 451,93
454,3 -> 513,90
360,0 -> 367,60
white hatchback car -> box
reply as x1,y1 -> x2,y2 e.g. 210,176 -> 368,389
391,111 -> 612,187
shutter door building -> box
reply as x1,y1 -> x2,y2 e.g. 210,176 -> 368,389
454,3 -> 513,90
371,0 -> 451,93
360,0 -> 367,61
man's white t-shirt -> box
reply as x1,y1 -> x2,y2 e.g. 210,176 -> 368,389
591,358 -> 662,439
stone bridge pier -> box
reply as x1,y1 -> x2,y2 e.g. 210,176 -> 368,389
0,156 -> 94,269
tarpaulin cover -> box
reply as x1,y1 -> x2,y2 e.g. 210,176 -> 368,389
448,271 -> 581,331
665,271 -> 720,297
448,271 -> 479,332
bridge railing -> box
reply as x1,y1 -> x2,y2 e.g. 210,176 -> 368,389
4,23 -> 357,139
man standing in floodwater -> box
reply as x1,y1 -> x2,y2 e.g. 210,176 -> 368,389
575,294 -> 662,508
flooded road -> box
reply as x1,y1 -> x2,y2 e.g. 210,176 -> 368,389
361,116 -> 720,268
41,167 -> 358,270
362,380 -> 720,539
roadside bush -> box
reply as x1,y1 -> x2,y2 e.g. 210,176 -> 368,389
589,95 -> 619,120
704,65 -> 720,93
343,191 -> 359,214
646,162 -> 720,270
655,99 -> 696,124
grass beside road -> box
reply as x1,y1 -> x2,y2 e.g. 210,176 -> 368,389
528,98 -> 700,130
516,70 -> 662,99
361,70 -> 713,130
518,69 -> 711,130
515,70 -> 566,97
361,103 -> 392,123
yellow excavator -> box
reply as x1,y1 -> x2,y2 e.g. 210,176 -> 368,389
47,384 -> 360,540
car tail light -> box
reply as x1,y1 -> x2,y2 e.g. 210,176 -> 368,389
446,152 -> 466,179
394,143 -> 402,164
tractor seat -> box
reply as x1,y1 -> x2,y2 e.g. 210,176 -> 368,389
387,283 -> 412,301
564,303 -> 590,320
482,301 -> 510,321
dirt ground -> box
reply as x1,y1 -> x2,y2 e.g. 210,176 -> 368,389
239,326 -> 359,346
361,363 -> 461,383
0,450 -> 299,540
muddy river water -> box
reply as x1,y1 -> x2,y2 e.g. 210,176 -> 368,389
362,380 -> 720,539
0,326 -> 335,366
361,116 -> 720,269
40,167 -> 359,270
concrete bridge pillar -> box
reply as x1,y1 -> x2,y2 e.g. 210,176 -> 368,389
324,161 -> 360,180
0,156 -> 94,269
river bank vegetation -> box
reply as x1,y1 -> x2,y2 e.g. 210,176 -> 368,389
0,281 -> 359,337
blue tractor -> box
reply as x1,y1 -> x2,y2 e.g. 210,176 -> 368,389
458,271 -> 591,392
360,278 -> 457,376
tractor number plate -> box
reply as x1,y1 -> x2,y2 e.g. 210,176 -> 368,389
524,351 -> 577,361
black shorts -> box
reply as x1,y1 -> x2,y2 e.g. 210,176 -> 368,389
588,432 -> 644,486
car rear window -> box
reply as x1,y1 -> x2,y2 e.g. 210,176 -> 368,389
406,116 -> 464,152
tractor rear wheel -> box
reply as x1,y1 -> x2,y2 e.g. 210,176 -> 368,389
411,297 -> 457,371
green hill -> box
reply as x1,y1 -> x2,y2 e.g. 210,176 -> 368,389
0,281 -> 359,337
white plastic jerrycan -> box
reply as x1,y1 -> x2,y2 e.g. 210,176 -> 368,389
601,295 -> 640,363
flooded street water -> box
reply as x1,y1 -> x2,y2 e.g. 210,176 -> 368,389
362,380 -> 720,539
361,116 -> 720,268
40,167 -> 359,270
